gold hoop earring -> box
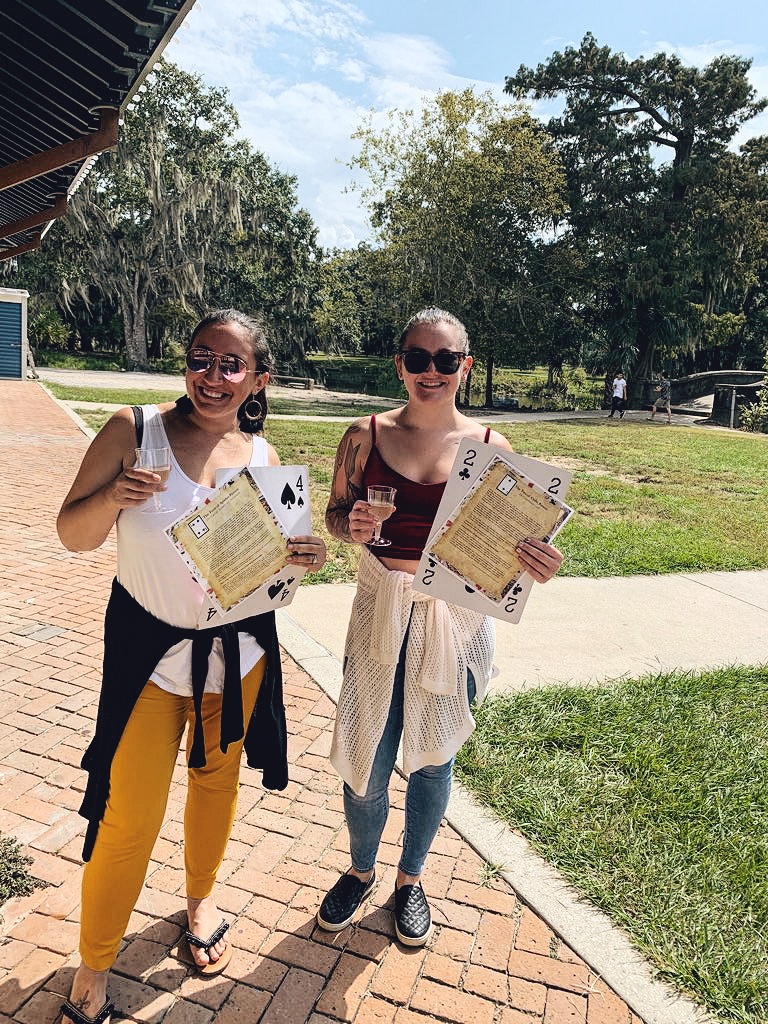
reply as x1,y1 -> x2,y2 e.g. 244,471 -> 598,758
243,396 -> 263,422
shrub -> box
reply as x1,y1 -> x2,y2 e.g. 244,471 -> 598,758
29,305 -> 69,350
740,387 -> 768,433
0,835 -> 45,905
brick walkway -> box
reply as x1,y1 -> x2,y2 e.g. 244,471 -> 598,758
0,381 -> 642,1024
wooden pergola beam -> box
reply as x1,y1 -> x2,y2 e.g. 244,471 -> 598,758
0,108 -> 119,193
0,234 -> 42,261
0,195 -> 68,242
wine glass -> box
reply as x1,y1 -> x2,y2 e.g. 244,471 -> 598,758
367,485 -> 396,547
135,447 -> 174,513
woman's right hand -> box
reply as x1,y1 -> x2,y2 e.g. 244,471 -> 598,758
58,409 -> 159,551
348,499 -> 376,545
106,461 -> 165,509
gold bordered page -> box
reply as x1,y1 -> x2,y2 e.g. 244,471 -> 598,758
429,457 -> 573,603
166,468 -> 289,612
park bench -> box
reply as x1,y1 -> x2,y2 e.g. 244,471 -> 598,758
272,374 -> 314,389
322,369 -> 377,392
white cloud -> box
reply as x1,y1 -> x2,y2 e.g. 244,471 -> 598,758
654,39 -> 764,65
163,2 -> 551,247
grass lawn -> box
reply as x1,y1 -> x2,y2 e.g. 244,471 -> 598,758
72,407 -> 768,583
46,381 -> 396,419
457,666 -> 768,1024
495,420 -> 768,576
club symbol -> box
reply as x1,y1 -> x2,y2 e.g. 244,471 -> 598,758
459,468 -> 470,480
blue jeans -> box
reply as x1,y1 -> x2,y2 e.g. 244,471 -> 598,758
343,632 -> 476,878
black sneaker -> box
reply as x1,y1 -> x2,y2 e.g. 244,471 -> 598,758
394,882 -> 432,946
316,871 -> 376,932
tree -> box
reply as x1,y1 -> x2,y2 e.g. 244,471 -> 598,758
682,138 -> 768,370
48,61 -> 319,371
202,141 -> 321,369
507,34 -> 768,400
349,88 -> 566,404
313,245 -> 401,355
60,62 -> 245,369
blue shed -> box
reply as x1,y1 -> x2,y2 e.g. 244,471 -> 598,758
0,289 -> 29,379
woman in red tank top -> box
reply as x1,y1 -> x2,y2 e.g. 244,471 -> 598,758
317,308 -> 564,947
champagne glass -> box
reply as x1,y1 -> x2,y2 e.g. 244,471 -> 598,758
367,485 -> 396,547
135,447 -> 174,513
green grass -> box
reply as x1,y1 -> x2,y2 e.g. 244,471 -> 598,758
48,382 -> 397,420
72,410 -> 768,583
456,666 -> 768,1023
51,383 -> 183,405
495,420 -> 768,576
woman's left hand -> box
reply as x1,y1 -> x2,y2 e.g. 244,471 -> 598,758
515,538 -> 563,583
287,535 -> 327,572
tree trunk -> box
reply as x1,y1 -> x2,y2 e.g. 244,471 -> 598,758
122,302 -> 149,371
628,307 -> 656,406
484,348 -> 495,408
121,279 -> 149,371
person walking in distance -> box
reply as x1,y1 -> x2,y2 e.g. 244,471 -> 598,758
651,374 -> 672,424
608,372 -> 627,418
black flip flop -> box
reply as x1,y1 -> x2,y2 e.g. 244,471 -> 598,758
185,919 -> 233,976
60,996 -> 115,1024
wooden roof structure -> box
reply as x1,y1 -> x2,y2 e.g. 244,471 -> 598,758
0,0 -> 197,262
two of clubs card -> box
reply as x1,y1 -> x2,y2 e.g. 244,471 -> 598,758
413,440 -> 572,623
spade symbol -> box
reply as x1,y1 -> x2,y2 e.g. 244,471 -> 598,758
298,496 -> 304,507
281,483 -> 296,508
465,585 -> 475,594
268,580 -> 285,600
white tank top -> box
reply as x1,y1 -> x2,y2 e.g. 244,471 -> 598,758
117,406 -> 268,695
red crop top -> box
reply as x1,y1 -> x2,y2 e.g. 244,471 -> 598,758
360,416 -> 491,561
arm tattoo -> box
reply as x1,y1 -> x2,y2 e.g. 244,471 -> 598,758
326,428 -> 365,541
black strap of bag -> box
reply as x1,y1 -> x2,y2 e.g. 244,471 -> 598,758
132,405 -> 143,447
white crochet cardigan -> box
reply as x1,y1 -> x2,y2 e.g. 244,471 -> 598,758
330,547 -> 496,795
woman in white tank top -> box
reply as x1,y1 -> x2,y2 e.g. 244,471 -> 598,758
57,310 -> 326,1024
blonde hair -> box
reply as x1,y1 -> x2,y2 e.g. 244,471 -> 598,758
398,307 -> 469,352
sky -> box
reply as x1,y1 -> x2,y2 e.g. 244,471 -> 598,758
163,0 -> 768,250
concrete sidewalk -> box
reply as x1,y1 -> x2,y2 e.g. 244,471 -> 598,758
282,570 -> 768,695
0,380 -> 729,1024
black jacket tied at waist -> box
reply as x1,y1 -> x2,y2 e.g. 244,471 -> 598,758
79,578 -> 288,861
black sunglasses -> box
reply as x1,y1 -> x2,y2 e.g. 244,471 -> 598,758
399,348 -> 466,375
185,348 -> 258,383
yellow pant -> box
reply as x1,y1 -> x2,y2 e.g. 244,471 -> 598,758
80,659 -> 265,970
